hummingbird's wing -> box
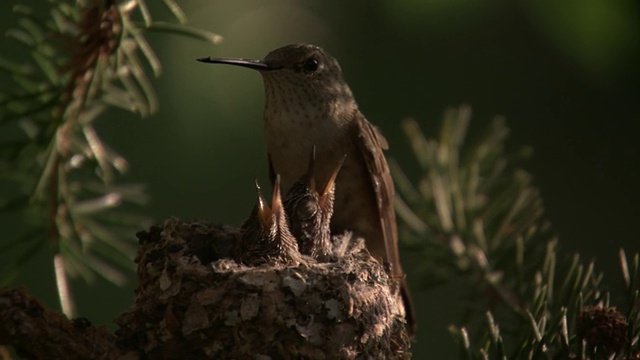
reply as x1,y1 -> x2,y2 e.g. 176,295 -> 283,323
350,112 -> 401,277
352,113 -> 416,335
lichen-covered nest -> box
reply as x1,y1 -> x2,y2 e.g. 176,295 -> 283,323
115,217 -> 410,359
0,217 -> 410,359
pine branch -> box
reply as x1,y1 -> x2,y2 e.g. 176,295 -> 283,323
0,0 -> 221,317
394,106 -> 640,359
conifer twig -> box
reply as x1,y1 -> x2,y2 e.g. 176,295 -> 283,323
0,0 -> 221,316
394,106 -> 640,358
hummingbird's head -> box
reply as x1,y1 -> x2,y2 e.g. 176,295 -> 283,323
198,44 -> 344,82
261,44 -> 342,82
260,44 -> 354,107
198,44 -> 356,117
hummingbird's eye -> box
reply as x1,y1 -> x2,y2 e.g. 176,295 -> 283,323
302,58 -> 319,74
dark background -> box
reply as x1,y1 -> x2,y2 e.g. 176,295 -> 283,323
2,1 -> 639,358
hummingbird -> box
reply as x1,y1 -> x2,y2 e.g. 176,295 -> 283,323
238,176 -> 301,266
283,147 -> 346,261
199,44 -> 414,333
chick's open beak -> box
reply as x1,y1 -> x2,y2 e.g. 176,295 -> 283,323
271,175 -> 284,220
254,180 -> 273,229
319,155 -> 346,206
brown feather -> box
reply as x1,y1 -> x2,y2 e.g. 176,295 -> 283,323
351,111 -> 415,334
351,112 -> 400,277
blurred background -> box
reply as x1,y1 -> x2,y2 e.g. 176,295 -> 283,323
2,0 -> 639,357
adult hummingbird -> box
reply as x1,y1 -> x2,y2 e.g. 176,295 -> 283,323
199,44 -> 414,333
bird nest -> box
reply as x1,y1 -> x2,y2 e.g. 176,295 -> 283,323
115,217 -> 410,359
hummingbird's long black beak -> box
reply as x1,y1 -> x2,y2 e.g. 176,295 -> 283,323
197,57 -> 282,71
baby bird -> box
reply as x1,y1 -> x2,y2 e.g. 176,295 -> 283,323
239,176 -> 301,266
284,147 -> 346,261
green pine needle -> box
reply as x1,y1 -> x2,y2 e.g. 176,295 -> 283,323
395,106 -> 640,358
0,0 -> 220,317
